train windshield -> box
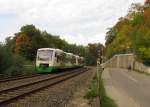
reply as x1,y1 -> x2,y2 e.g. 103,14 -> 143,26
37,50 -> 53,61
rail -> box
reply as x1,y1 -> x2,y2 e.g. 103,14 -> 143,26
0,68 -> 88,105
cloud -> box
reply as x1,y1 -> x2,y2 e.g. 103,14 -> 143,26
0,0 -> 144,45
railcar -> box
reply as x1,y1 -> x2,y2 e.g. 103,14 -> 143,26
36,48 -> 84,73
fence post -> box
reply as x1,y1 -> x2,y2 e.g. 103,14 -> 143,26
97,58 -> 102,106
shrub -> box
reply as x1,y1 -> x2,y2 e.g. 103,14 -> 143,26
0,44 -> 13,74
0,44 -> 27,77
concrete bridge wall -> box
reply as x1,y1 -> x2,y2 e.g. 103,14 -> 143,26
102,54 -> 150,74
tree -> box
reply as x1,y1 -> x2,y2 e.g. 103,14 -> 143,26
105,1 -> 150,65
20,24 -> 41,37
15,33 -> 32,59
5,36 -> 16,53
0,44 -> 13,73
14,25 -> 48,60
5,24 -> 104,65
145,0 -> 150,4
86,43 -> 104,65
105,28 -> 116,45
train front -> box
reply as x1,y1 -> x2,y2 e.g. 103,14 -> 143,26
36,48 -> 56,73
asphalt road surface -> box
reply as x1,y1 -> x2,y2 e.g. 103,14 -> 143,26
103,68 -> 150,107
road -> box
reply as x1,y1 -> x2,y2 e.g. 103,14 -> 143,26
102,68 -> 150,107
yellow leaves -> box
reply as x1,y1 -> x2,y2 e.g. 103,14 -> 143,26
15,33 -> 32,54
138,47 -> 150,59
145,0 -> 150,4
105,1 -> 150,65
125,41 -> 132,49
144,8 -> 150,18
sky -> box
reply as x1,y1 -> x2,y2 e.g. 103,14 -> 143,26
0,0 -> 144,45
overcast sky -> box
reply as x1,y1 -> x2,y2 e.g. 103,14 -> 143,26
0,0 -> 144,45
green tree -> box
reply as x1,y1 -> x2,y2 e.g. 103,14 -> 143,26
86,43 -> 104,65
105,0 -> 150,65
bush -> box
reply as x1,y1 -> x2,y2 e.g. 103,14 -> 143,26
10,55 -> 25,76
0,44 -> 29,77
84,79 -> 97,99
0,44 -> 13,74
137,47 -> 150,66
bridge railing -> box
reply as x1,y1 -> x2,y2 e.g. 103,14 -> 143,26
101,54 -> 150,74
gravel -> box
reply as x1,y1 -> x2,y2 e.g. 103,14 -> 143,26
4,67 -> 95,107
0,74 -> 53,91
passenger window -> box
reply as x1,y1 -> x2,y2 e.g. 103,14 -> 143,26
55,53 -> 57,57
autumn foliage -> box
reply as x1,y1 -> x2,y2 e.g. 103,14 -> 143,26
145,0 -> 150,4
15,33 -> 32,57
105,0 -> 150,65
4,24 -> 104,65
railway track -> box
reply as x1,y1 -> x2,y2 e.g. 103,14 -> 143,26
0,68 -> 87,106
0,74 -> 41,83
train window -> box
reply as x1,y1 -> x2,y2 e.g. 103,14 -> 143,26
55,53 -> 57,57
55,54 -> 59,63
38,50 -> 53,61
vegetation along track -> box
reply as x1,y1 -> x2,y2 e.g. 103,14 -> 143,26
0,68 -> 88,105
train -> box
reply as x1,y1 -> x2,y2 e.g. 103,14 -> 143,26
36,48 -> 84,73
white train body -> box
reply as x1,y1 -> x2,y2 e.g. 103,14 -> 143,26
36,48 -> 84,73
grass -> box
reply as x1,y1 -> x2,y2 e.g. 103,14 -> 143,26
85,69 -> 117,107
23,65 -> 36,75
84,75 -> 98,101
1,62 -> 36,78
99,72 -> 117,107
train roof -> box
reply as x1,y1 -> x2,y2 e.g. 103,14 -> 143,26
80,57 -> 84,59
76,55 -> 80,58
38,48 -> 56,51
72,54 -> 77,57
37,48 -> 84,58
38,48 -> 64,52
55,49 -> 63,52
67,53 -> 73,55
